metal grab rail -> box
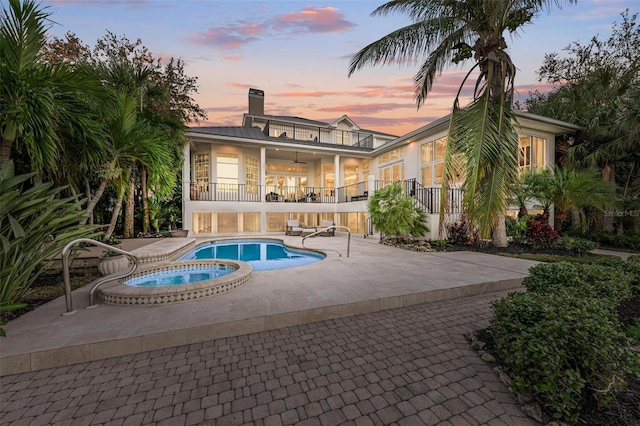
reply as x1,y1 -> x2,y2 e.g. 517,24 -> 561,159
61,238 -> 138,315
301,226 -> 351,257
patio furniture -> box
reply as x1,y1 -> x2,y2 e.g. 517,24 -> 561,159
317,220 -> 335,236
266,192 -> 279,202
301,227 -> 317,237
285,219 -> 304,236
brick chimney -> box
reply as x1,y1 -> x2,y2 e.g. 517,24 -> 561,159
248,88 -> 264,115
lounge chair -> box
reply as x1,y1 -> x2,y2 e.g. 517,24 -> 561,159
285,219 -> 304,236
317,220 -> 335,236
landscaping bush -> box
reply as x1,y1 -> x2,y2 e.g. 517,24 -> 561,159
588,232 -> 640,251
506,215 -> 529,244
525,213 -> 559,248
522,262 -> 632,303
624,255 -> 640,290
550,236 -> 599,254
491,291 -> 640,423
448,221 -> 472,245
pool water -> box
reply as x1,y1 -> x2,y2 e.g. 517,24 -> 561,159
125,266 -> 235,287
179,239 -> 324,271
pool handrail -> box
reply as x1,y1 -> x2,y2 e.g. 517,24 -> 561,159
61,238 -> 138,315
301,226 -> 351,257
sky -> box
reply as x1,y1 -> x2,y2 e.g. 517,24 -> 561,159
36,0 -> 640,136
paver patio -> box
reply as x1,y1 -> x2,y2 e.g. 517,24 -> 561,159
0,234 -> 543,424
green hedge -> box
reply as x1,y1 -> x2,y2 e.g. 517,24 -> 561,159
522,262 -> 632,303
550,236 -> 599,254
492,291 -> 639,423
491,259 -> 640,423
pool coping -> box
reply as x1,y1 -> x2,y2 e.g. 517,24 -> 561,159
98,260 -> 253,306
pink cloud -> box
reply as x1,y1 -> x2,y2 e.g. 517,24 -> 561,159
272,6 -> 356,34
189,24 -> 266,49
317,103 -> 417,115
224,56 -> 245,63
225,82 -> 255,89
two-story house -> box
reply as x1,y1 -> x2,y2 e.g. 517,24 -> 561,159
183,88 -> 580,239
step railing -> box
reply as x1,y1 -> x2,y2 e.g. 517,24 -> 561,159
301,226 -> 351,257
61,238 -> 138,315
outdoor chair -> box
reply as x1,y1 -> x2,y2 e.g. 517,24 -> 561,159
285,219 -> 304,236
317,220 -> 335,236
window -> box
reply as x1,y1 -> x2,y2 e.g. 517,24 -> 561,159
265,163 -> 309,199
420,137 -> 452,186
217,153 -> 238,191
519,135 -> 547,173
194,154 -> 209,193
379,149 -> 403,164
379,163 -> 404,182
323,165 -> 334,196
245,156 -> 258,194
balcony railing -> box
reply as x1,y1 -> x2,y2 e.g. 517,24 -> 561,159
263,120 -> 374,148
189,183 -> 335,203
336,181 -> 369,203
189,180 -> 462,212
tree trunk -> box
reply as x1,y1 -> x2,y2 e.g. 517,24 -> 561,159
80,178 -> 108,225
570,208 -> 581,231
105,165 -> 133,240
85,180 -> 94,225
141,167 -> 150,233
124,178 -> 135,238
0,137 -> 13,170
602,161 -> 615,232
492,213 -> 509,247
104,191 -> 124,241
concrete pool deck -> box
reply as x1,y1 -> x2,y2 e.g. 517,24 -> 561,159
0,234 -> 539,377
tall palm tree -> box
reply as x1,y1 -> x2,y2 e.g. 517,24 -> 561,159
0,0 -> 104,177
349,0 -> 576,246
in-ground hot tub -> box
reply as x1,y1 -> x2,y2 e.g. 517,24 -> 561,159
97,260 -> 252,305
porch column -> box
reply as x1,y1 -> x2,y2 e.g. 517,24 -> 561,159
182,142 -> 191,233
334,154 -> 340,204
260,146 -> 266,233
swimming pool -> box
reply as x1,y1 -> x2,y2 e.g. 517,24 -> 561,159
124,265 -> 235,287
178,239 -> 324,271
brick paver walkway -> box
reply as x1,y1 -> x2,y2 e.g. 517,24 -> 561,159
0,290 -> 538,426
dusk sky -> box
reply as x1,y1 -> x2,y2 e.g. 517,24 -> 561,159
40,0 -> 639,136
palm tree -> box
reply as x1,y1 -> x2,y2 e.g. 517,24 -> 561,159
0,0 -> 103,177
526,166 -> 617,231
368,182 -> 428,240
348,0 -> 576,246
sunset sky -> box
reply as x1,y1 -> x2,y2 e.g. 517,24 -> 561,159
41,0 -> 638,136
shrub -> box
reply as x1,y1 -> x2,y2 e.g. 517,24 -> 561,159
491,291 -> 639,423
525,213 -> 559,248
448,221 -> 472,245
0,162 -> 95,336
550,236 -> 599,254
523,262 -> 632,303
506,215 -> 529,244
588,232 -> 640,251
624,255 -> 640,290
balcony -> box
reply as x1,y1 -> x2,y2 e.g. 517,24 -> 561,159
263,120 -> 374,148
189,183 -> 335,203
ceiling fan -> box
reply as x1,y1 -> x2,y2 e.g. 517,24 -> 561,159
292,152 -> 307,164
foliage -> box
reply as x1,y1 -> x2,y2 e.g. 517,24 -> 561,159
0,161 -> 94,335
525,213 -> 559,248
505,215 -> 529,244
348,0 -> 576,247
586,231 -> 640,251
626,318 -> 640,344
550,236 -> 599,255
526,11 -> 640,234
447,221 -> 472,246
524,166 -> 617,230
368,182 -> 428,240
0,0 -> 105,176
522,261 -> 632,303
491,290 -> 639,423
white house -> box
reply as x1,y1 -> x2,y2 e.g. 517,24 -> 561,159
182,88 -> 580,239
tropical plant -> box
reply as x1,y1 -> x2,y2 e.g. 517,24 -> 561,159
0,0 -> 104,178
348,0 -> 576,247
527,10 -> 640,233
0,161 -> 94,335
525,166 -> 617,230
368,182 -> 428,241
